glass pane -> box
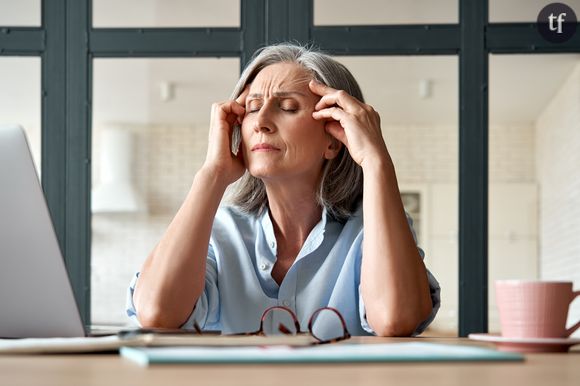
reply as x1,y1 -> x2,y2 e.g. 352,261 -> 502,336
337,56 -> 459,336
489,54 -> 580,336
490,0 -> 580,22
93,0 -> 240,27
91,57 -> 240,326
0,0 -> 41,26
314,0 -> 457,25
0,57 -> 41,174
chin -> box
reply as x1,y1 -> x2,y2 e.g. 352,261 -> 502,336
247,164 -> 282,180
248,169 -> 274,179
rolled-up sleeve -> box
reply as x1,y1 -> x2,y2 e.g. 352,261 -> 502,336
178,244 -> 220,330
125,272 -> 142,326
125,243 -> 221,330
412,269 -> 441,335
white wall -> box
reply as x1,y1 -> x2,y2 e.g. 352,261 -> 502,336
0,0 -> 39,25
93,0 -> 239,27
0,58 -> 41,172
536,63 -> 580,336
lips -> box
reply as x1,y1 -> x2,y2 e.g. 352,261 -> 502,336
251,143 -> 280,151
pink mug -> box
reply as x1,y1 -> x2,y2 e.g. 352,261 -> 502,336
495,280 -> 580,338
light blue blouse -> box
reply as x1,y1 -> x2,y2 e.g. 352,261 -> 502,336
126,204 -> 441,336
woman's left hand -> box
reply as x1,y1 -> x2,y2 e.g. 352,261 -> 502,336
310,80 -> 390,169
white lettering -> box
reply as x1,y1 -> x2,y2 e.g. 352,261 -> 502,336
548,13 -> 558,31
557,13 -> 567,34
549,12 -> 567,34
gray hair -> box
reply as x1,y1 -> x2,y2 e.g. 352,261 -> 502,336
226,43 -> 364,222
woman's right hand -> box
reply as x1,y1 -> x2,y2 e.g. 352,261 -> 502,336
202,87 -> 249,185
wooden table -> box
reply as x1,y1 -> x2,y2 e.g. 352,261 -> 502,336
1,337 -> 578,386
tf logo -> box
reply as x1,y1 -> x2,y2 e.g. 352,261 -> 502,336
537,3 -> 578,43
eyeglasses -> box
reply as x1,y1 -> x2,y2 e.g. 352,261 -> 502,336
194,305 -> 351,345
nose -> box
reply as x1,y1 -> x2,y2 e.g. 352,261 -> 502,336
252,103 -> 275,134
254,123 -> 273,134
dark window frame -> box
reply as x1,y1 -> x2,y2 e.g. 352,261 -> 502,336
1,0 -> 579,335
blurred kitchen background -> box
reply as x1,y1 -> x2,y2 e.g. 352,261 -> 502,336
1,0 -> 579,336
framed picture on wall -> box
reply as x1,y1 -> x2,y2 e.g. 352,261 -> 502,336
399,184 -> 428,250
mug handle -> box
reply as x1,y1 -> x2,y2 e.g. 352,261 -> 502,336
565,290 -> 580,337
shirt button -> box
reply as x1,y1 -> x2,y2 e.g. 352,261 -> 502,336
259,262 -> 269,271
282,300 -> 290,307
270,241 -> 276,249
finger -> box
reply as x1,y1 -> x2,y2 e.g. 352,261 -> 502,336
325,121 -> 348,145
309,79 -> 337,97
235,85 -> 250,106
314,93 -> 341,111
234,88 -> 250,125
219,100 -> 246,118
314,90 -> 362,112
225,112 -> 239,127
211,102 -> 245,136
312,106 -> 348,123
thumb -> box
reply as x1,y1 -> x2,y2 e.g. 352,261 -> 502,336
325,121 -> 348,145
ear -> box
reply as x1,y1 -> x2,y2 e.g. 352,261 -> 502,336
323,137 -> 342,160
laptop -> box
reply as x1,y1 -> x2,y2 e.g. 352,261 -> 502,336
0,124 -> 95,338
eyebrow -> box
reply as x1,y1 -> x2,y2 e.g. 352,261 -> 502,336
247,91 -> 306,99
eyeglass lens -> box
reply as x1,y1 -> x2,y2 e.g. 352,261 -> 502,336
309,308 -> 346,342
261,308 -> 299,336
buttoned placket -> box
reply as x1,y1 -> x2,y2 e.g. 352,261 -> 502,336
258,206 -> 329,318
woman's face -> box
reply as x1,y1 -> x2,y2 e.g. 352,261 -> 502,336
240,62 -> 338,185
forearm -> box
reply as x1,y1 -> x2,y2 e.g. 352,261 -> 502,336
360,157 -> 432,336
134,167 -> 228,328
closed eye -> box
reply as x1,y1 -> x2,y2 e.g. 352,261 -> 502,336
247,103 -> 262,113
246,99 -> 299,113
280,100 -> 299,113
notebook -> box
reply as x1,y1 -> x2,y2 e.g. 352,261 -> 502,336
120,342 -> 525,366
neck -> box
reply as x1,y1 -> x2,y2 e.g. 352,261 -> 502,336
264,180 -> 322,249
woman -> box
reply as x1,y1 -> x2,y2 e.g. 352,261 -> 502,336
127,43 -> 440,337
